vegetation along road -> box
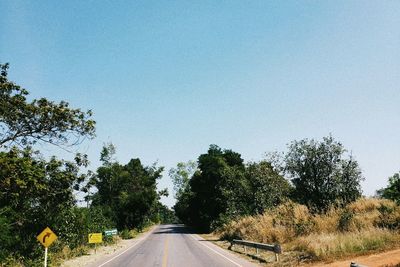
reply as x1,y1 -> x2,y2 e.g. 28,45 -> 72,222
88,225 -> 258,267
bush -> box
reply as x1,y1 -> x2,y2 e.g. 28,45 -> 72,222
377,202 -> 400,230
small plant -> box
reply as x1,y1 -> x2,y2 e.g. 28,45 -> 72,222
120,229 -> 132,239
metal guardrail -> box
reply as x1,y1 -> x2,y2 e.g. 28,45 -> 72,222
230,239 -> 282,262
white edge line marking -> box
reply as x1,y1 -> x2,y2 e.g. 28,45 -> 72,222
190,234 -> 242,267
97,227 -> 156,267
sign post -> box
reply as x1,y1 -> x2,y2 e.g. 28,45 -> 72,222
37,227 -> 58,267
44,247 -> 48,267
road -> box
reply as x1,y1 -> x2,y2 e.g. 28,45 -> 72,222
89,224 -> 259,267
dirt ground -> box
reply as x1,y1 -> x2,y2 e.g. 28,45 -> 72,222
307,248 -> 400,267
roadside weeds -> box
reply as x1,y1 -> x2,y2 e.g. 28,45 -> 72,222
60,225 -> 156,267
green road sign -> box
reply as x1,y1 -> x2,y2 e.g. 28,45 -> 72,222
104,229 -> 118,236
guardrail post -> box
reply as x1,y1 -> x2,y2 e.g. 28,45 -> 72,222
274,244 -> 281,262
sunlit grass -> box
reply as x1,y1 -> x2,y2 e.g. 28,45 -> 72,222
217,198 -> 400,262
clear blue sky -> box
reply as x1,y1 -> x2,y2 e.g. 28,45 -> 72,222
1,1 -> 399,207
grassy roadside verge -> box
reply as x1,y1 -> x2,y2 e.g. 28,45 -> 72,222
211,198 -> 400,266
0,224 -> 156,267
56,224 -> 156,266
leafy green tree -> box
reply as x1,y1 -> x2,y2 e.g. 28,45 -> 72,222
246,161 -> 292,214
283,136 -> 363,212
0,63 -> 95,150
173,186 -> 193,224
169,161 -> 197,199
91,144 -> 164,230
377,172 -> 400,204
184,145 -> 247,231
0,148 -> 89,258
0,62 -> 96,263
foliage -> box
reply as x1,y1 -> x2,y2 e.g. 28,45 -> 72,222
157,204 -> 178,224
173,145 -> 290,232
0,63 -> 100,265
0,209 -> 13,260
0,63 -> 95,150
184,145 -> 247,231
0,63 -> 169,266
282,136 -> 363,212
169,161 -> 197,199
377,172 -> 400,204
0,148 -> 89,261
91,144 -> 164,230
245,160 -> 292,214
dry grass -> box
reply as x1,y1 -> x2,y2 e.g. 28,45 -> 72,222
291,228 -> 400,260
217,198 -> 400,262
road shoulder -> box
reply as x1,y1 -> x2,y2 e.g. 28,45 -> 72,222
60,225 -> 157,267
194,233 -> 261,267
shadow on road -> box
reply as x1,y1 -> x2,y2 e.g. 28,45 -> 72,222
152,224 -> 222,239
152,224 -> 193,235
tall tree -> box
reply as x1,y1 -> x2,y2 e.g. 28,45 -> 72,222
91,145 -> 164,229
186,145 -> 247,231
0,63 -> 95,150
283,136 -> 363,212
0,62 -> 96,263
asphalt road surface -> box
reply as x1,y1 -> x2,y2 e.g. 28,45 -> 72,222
89,224 -> 259,267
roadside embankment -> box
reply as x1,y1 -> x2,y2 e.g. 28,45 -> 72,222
215,198 -> 400,265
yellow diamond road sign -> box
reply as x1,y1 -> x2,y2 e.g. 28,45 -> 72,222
88,233 -> 103,244
37,227 -> 57,248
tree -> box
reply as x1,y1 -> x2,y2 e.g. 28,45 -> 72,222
180,145 -> 247,231
377,172 -> 400,204
0,148 -> 89,257
91,145 -> 164,230
156,204 -> 178,224
0,63 -> 95,150
0,62 -> 96,263
283,136 -> 363,212
169,161 -> 197,199
246,161 -> 292,214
